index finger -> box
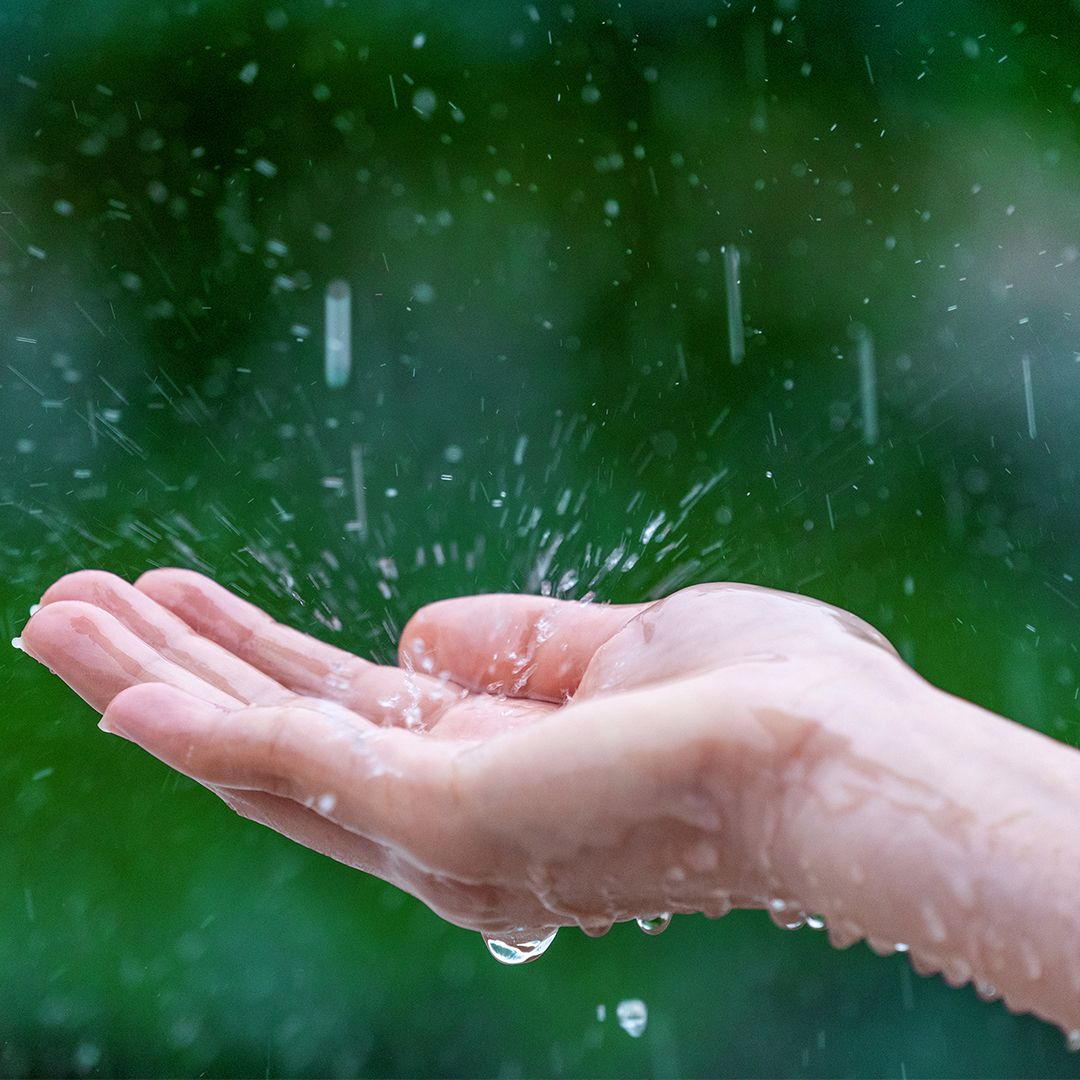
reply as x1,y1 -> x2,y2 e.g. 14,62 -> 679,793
136,567 -> 461,727
102,682 -> 472,868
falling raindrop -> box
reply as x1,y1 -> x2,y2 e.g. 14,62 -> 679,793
412,87 -> 438,119
721,244 -> 745,365
1022,353 -> 1036,439
853,323 -> 878,445
635,913 -> 672,936
344,444 -> 368,541
324,279 -> 352,389
615,998 -> 648,1038
483,929 -> 558,965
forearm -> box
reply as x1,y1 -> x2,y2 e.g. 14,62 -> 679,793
776,663 -> 1080,1032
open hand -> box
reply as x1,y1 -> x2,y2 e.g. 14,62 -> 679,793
20,569 -> 906,953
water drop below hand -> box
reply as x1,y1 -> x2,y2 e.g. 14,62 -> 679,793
482,929 -> 558,965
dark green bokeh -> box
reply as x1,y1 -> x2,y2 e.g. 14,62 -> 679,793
3,0 -> 1080,1075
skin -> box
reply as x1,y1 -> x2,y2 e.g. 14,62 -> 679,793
19,568 -> 1080,1037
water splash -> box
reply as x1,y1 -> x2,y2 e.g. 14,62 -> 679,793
635,913 -> 672,936
482,929 -> 558,965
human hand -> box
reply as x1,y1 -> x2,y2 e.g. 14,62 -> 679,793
22,570 -> 1080,1033
19,569 -> 912,956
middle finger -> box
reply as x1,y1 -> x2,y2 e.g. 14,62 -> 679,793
39,570 -> 296,706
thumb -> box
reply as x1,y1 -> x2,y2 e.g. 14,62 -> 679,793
398,594 -> 647,703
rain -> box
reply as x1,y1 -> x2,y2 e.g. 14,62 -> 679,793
2,0 -> 1080,1076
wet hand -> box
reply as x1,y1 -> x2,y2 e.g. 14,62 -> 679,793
21,570 -> 910,953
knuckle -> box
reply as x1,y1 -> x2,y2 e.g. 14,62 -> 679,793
252,708 -> 303,800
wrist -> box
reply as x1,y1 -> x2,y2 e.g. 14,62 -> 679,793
773,662 -> 1080,1031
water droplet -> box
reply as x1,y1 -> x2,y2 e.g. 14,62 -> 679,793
596,1004 -> 606,1022
615,998 -> 648,1038
11,636 -> 24,652
767,898 -> 806,930
635,913 -> 672,936
325,660 -> 351,692
72,1043 -> 101,1072
805,914 -> 826,930
324,279 -> 352,389
722,243 -> 745,365
974,981 -> 997,1002
483,929 -> 557,965
1066,1029 -> 1080,1052
412,87 -> 438,119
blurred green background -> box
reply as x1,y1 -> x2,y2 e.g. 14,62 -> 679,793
4,0 -> 1080,1075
